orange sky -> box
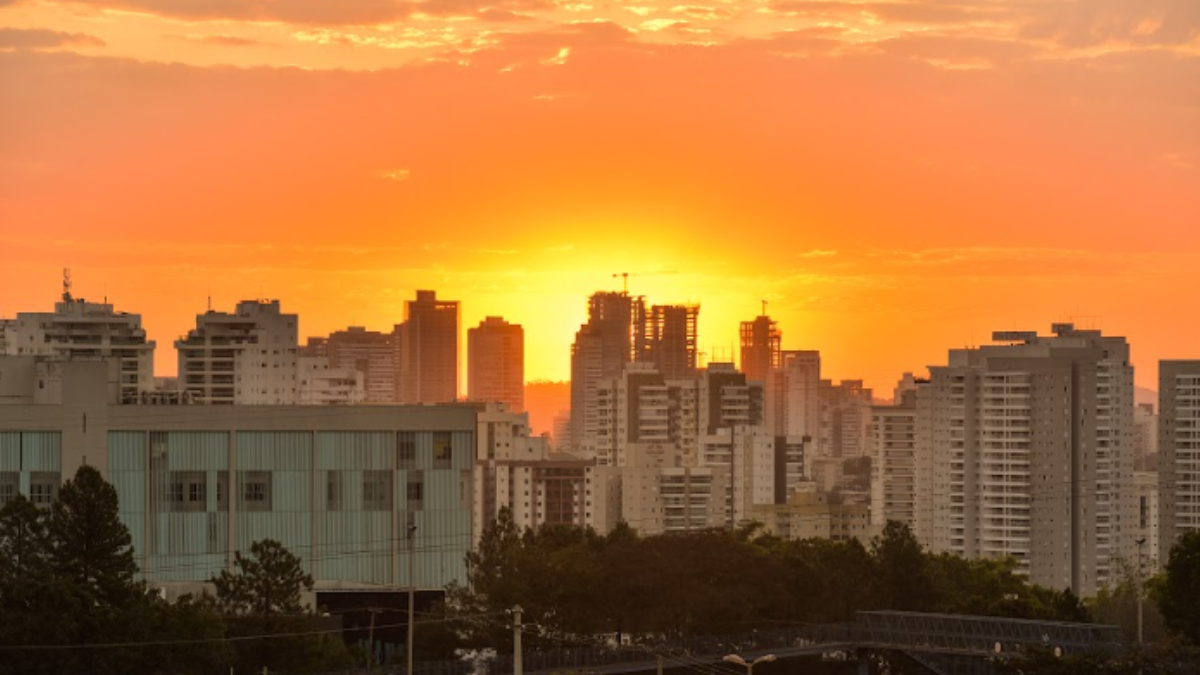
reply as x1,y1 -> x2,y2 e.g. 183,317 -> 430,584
2,0 -> 1199,394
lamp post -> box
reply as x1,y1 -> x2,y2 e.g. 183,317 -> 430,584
723,653 -> 776,675
407,523 -> 418,675
1135,537 -> 1146,645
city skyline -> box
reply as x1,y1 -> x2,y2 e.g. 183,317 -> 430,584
3,1 -> 1199,394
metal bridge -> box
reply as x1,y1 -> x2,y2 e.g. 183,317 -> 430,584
347,611 -> 1121,675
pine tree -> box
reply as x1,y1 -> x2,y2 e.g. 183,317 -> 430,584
48,464 -> 140,605
0,494 -> 52,587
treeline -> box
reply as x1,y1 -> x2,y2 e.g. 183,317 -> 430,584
436,510 -> 1088,653
0,465 -> 353,675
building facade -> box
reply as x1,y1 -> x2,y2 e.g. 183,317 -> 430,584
397,290 -> 459,405
467,317 -> 524,413
176,300 -> 299,405
3,290 -> 155,403
1159,360 -> 1200,564
918,324 -> 1135,597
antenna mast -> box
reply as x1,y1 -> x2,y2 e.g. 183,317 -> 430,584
62,268 -> 73,303
613,272 -> 630,294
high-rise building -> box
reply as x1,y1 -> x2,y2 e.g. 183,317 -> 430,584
870,388 -> 919,528
396,290 -> 459,404
569,291 -> 645,452
918,324 -> 1135,597
467,317 -> 524,413
1159,361 -> 1200,564
2,280 -> 155,403
739,313 -> 781,384
1133,402 -> 1158,468
818,379 -> 874,459
641,304 -> 699,379
766,350 -> 821,440
176,300 -> 298,405
321,327 -> 396,404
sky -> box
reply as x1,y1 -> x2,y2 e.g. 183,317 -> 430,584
1,0 -> 1199,394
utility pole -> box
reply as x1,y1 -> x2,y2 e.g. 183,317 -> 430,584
366,608 -> 380,668
407,523 -> 418,675
512,605 -> 524,675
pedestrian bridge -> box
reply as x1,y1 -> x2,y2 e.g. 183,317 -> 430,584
388,611 -> 1121,675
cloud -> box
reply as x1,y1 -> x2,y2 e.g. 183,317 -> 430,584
166,34 -> 264,47
0,28 -> 105,50
49,0 -> 416,26
799,249 -> 838,258
871,34 -> 1040,66
377,168 -> 412,181
1020,0 -> 1200,47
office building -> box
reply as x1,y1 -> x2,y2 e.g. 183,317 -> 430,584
468,317 -> 524,413
0,358 -> 475,598
176,299 -> 298,405
918,324 -> 1135,597
397,290 -> 459,405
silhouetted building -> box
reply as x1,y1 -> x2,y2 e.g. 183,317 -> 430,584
766,350 -> 821,440
570,291 -> 645,452
396,290 -> 458,404
740,313 -> 781,384
467,317 -> 524,413
641,304 -> 699,379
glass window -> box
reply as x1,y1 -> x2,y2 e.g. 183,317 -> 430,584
398,432 -> 416,469
0,472 -> 18,504
363,470 -> 392,511
30,473 -> 59,508
407,471 -> 424,510
433,432 -> 452,468
327,471 -> 343,511
241,471 -> 271,512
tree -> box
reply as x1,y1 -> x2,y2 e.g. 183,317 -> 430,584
48,464 -> 139,606
1157,532 -> 1200,644
873,521 -> 933,611
0,494 -> 52,585
212,539 -> 352,674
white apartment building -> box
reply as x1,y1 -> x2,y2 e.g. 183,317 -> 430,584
819,379 -> 873,459
870,388 -> 919,528
298,356 -> 365,405
2,292 -> 155,403
918,324 -> 1135,598
1158,361 -> 1200,563
700,426 -> 776,527
767,350 -> 821,441
176,300 -> 298,405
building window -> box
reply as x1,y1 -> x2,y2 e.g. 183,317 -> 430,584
30,473 -> 59,508
363,470 -> 393,511
327,471 -> 343,511
0,472 -> 18,504
398,432 -> 416,469
241,471 -> 272,512
216,472 -> 229,512
168,471 -> 207,512
433,432 -> 452,468
407,471 -> 424,511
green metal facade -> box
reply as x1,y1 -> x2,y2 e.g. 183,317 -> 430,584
3,426 -> 473,590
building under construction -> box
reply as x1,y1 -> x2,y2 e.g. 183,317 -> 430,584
641,304 -> 700,380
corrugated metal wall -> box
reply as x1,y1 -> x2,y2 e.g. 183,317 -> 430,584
103,428 -> 472,590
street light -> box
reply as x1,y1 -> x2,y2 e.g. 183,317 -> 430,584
723,653 -> 776,675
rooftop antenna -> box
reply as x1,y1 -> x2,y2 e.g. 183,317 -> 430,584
62,268 -> 73,303
761,299 -> 768,317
